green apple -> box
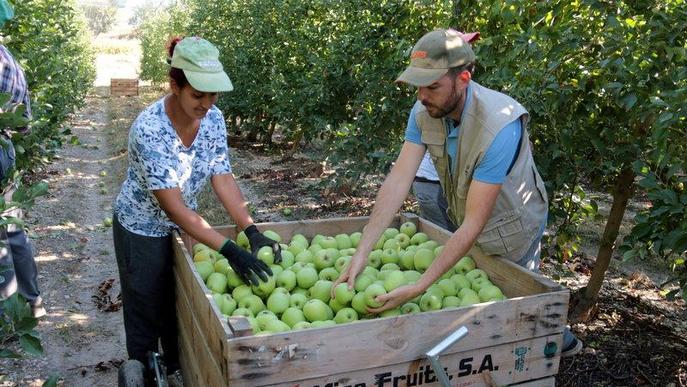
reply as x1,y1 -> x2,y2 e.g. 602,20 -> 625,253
383,270 -> 406,292
287,240 -> 307,256
193,249 -> 213,263
195,261 -> 214,282
225,267 -> 242,289
231,307 -> 253,317
333,307 -> 359,324
192,243 -> 210,256
394,233 -> 411,249
437,278 -> 457,297
380,308 -> 401,318
335,233 -> 353,250
219,294 -> 236,315
458,287 -> 479,300
450,273 -> 471,290
236,231 -> 250,250
426,284 -> 445,298
265,319 -> 291,333
381,249 -> 399,265
401,302 -> 421,314
478,284 -> 504,302
367,250 -> 383,268
459,292 -> 481,307
212,258 -> 230,275
269,264 -> 283,277
290,261 -> 307,273
307,243 -> 323,255
276,269 -> 297,291
413,249 -> 435,272
454,256 -> 476,274
419,240 -> 439,251
382,238 -> 400,252
353,274 -> 375,293
334,256 -> 351,273
399,221 -> 417,237
471,277 -> 493,293
289,292 -> 308,309
374,235 -> 387,250
311,234 -> 325,248
333,282 -> 355,304
257,246 -> 275,266
291,234 -> 309,248
239,294 -> 265,315
266,291 -> 290,314
319,267 -> 340,281
212,293 -> 225,311
364,283 -> 387,308
272,287 -> 290,295
383,227 -> 399,239
279,250 -> 295,268
309,280 -> 333,303
339,248 -> 357,256
295,250 -> 314,264
313,248 -> 339,270
419,293 -> 442,311
292,321 -> 312,330
380,263 -> 401,272
351,292 -> 368,315
403,270 -> 422,284
292,287 -> 309,296
303,299 -> 333,322
442,296 -> 461,309
296,266 -> 319,289
466,268 -> 489,283
255,310 -> 279,330
328,297 -> 346,313
318,236 -> 338,250
281,307 -> 306,327
410,232 -> 429,245
362,266 -> 379,278
206,272 -> 228,294
263,230 -> 282,243
399,250 -> 416,270
231,285 -> 253,302
251,275 -> 276,298
349,232 -> 362,247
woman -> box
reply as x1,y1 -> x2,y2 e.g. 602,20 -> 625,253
112,36 -> 279,378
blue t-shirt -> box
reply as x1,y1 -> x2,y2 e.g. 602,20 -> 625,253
405,85 -> 522,184
114,97 -> 233,236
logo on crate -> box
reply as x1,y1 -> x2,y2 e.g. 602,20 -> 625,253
307,355 -> 499,387
513,346 -> 528,372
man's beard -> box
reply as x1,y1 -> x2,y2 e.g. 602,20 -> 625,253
424,85 -> 461,119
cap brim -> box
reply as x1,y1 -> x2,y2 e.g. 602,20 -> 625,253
395,66 -> 448,87
184,70 -> 234,92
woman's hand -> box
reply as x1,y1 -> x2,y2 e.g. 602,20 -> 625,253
245,225 -> 282,263
219,239 -> 272,286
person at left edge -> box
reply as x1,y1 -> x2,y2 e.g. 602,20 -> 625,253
112,36 -> 279,375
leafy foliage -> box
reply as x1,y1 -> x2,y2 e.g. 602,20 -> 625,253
3,0 -> 96,172
79,0 -> 118,35
0,294 -> 42,358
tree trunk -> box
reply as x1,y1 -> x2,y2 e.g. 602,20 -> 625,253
570,165 -> 636,321
282,130 -> 304,161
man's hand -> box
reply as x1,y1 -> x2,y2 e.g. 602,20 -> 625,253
367,283 -> 422,314
330,251 -> 368,299
219,239 -> 272,286
244,224 -> 282,263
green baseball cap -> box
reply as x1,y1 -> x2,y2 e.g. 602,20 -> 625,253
396,29 -> 478,87
170,37 -> 233,93
0,0 -> 14,29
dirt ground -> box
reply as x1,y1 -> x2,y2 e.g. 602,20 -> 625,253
1,32 -> 686,386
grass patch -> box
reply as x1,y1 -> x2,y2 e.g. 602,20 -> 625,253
93,37 -> 139,55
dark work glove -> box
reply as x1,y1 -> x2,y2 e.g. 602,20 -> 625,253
244,224 -> 282,263
219,239 -> 272,286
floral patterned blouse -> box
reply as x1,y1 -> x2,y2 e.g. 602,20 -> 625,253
114,97 -> 232,236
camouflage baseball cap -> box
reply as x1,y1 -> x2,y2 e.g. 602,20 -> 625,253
396,29 -> 479,87
170,37 -> 233,93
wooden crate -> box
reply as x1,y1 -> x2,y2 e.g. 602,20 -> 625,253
173,214 -> 568,387
110,78 -> 139,96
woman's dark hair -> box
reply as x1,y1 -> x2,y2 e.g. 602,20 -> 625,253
167,36 -> 189,88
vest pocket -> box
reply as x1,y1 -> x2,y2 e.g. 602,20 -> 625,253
477,216 -> 524,257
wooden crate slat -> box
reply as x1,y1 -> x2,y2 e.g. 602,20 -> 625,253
225,291 -> 568,385
259,334 -> 562,387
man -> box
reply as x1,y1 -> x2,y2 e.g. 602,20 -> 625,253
333,29 -> 581,357
0,0 -> 46,318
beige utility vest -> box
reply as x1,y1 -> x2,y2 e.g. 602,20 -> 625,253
416,81 -> 548,261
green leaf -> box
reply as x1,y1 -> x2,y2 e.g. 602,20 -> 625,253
0,348 -> 21,358
620,93 -> 637,110
18,333 -> 43,356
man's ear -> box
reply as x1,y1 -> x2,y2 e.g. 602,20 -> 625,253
459,71 -> 471,83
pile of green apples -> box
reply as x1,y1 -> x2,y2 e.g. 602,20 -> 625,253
192,222 -> 507,335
